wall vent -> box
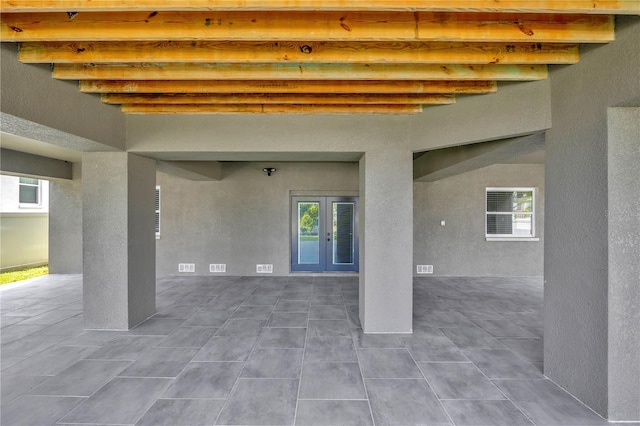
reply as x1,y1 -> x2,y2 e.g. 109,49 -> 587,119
256,264 -> 273,273
210,263 -> 226,273
417,265 -> 433,274
179,263 -> 195,273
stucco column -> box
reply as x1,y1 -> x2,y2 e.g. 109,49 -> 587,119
49,163 -> 82,274
607,107 -> 640,422
82,152 -> 156,330
359,149 -> 413,333
544,17 -> 639,419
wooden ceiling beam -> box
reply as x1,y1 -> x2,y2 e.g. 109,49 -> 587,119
19,41 -> 580,65
80,80 -> 498,94
2,1 -> 638,15
101,93 -> 455,105
120,103 -> 424,114
54,63 -> 548,81
1,12 -> 614,43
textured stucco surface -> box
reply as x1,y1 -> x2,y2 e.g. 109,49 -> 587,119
414,164 -> 544,277
544,16 -> 640,417
414,133 -> 544,182
409,80 -> 552,151
127,154 -> 157,328
155,162 -> 359,277
83,153 -> 156,330
0,148 -> 72,180
0,44 -> 125,151
607,107 -> 640,422
359,149 -> 413,333
127,113 -> 405,157
49,163 -> 83,274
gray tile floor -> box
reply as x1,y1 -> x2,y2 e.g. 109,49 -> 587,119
0,274 -> 610,425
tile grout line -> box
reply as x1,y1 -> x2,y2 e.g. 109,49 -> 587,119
291,278 -> 310,426
212,277 -> 281,425
347,288 -> 377,426
111,283 -> 234,426
441,277 -> 539,426
183,281 -> 253,426
405,338 -> 458,426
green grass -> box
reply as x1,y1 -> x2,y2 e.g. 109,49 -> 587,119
0,265 -> 48,285
300,235 -> 319,241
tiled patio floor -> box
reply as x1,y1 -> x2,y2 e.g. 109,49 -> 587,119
1,274 -> 608,425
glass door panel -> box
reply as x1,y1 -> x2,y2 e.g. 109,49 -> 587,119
291,196 -> 358,272
326,197 -> 358,272
298,202 -> 320,265
332,202 -> 354,265
291,197 -> 325,272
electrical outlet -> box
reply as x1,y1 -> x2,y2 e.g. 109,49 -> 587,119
256,264 -> 273,273
209,264 -> 226,273
417,265 -> 433,274
179,263 -> 195,273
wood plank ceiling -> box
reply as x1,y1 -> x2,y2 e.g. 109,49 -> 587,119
2,1 -> 638,114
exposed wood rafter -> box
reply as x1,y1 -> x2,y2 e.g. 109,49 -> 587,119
120,104 -> 424,114
102,93 -> 455,105
2,0 -> 638,14
18,41 -> 580,65
0,2 -> 631,114
53,63 -> 548,81
1,12 -> 615,43
79,80 -> 498,94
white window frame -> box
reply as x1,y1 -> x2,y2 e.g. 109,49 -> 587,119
18,177 -> 42,208
485,187 -> 539,241
155,186 -> 161,239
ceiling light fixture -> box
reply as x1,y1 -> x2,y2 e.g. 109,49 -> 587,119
262,167 -> 277,176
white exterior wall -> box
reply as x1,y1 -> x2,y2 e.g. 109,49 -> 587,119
0,175 -> 49,271
0,175 -> 50,213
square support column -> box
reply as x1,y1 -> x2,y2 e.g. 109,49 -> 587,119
49,163 -> 82,274
83,152 -> 156,330
607,107 -> 640,422
544,17 -> 639,418
359,149 -> 413,333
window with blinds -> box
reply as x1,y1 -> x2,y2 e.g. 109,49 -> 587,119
155,186 -> 161,238
486,188 -> 534,238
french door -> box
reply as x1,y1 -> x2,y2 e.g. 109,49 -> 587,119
291,196 -> 359,272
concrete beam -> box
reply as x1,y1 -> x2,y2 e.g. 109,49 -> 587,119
156,160 -> 222,181
414,132 -> 544,182
0,148 -> 72,180
1,43 -> 125,152
410,79 -> 552,152
0,113 -> 123,155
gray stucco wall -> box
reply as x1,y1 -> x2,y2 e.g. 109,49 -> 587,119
0,44 -> 125,151
544,16 -> 640,417
607,107 -> 640,422
49,163 -> 83,274
156,162 -> 359,277
409,80 -> 552,151
414,163 -> 544,277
